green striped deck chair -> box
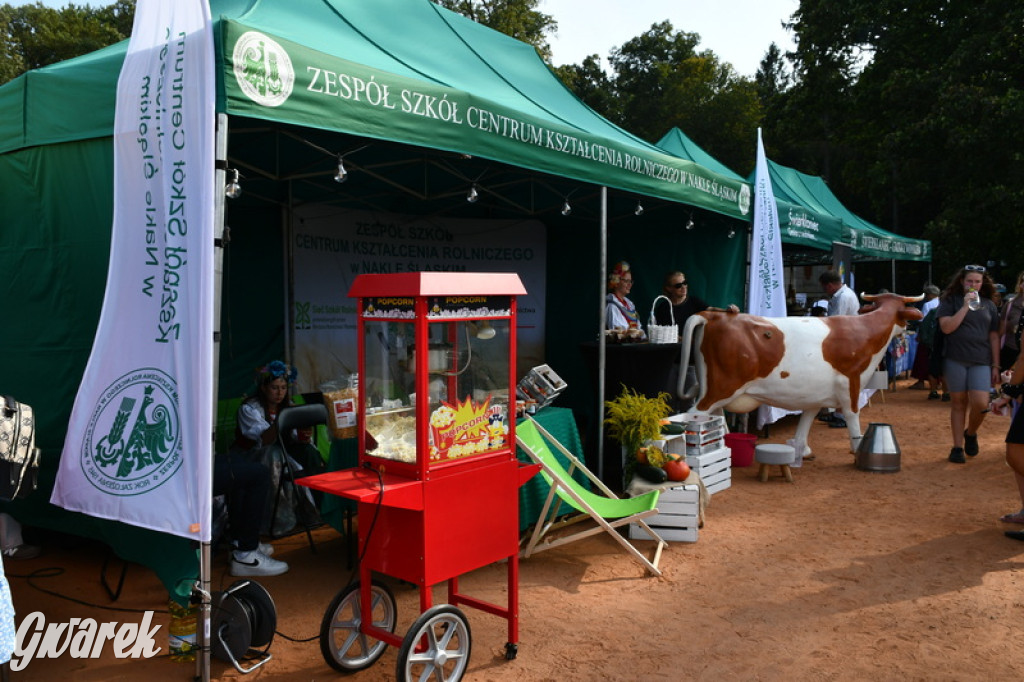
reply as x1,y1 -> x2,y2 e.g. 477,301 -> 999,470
516,417 -> 667,576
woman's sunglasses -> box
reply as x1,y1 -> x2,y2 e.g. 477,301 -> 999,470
670,281 -> 688,288
965,264 -> 986,273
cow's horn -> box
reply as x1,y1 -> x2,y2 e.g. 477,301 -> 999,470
860,292 -> 876,302
903,294 -> 925,303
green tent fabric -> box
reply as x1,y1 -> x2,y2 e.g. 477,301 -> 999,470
657,127 -> 846,255
0,0 -> 751,599
764,160 -> 931,262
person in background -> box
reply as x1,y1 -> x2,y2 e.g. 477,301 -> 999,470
0,514 -> 39,561
911,284 -> 946,399
653,270 -> 739,338
819,270 -> 860,317
605,261 -> 644,337
989,345 -> 1024,532
937,265 -> 1001,463
999,271 -> 1024,372
817,270 -> 860,427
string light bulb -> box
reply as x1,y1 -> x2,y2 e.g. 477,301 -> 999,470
225,168 -> 242,199
466,184 -> 479,203
333,156 -> 348,183
634,201 -> 644,216
685,214 -> 695,230
561,199 -> 572,216
727,227 -> 737,239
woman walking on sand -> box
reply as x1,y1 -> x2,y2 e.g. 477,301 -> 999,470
936,265 -> 1001,463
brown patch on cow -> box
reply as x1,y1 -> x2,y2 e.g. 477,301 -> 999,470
821,295 -> 923,408
780,371 -> 790,378
696,311 -> 786,411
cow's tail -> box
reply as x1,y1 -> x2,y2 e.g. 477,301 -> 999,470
678,314 -> 707,401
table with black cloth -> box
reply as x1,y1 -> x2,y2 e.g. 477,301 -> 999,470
322,406 -> 589,535
579,341 -> 681,400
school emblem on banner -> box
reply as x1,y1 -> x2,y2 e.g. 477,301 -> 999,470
81,368 -> 182,495
232,31 -> 294,107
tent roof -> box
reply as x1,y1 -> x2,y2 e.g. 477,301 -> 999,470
764,160 -> 931,262
657,127 -> 845,258
0,0 -> 751,221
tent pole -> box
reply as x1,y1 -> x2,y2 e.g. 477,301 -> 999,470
891,258 -> 896,292
285,180 -> 295,367
199,111 -> 230,682
597,187 -> 608,481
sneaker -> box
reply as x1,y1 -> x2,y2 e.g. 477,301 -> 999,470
928,391 -> 940,400
964,430 -> 979,457
828,415 -> 848,428
2,544 -> 41,561
232,541 -> 275,557
948,447 -> 966,463
231,550 -> 289,577
941,393 -> 951,402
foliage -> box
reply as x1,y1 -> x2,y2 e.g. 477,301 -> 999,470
603,385 -> 672,457
434,0 -> 555,61
0,1 -> 135,86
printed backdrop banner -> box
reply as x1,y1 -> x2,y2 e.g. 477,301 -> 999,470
748,128 -> 786,318
52,0 -> 216,541
290,206 -> 547,392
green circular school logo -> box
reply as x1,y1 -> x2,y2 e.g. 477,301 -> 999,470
232,31 -> 294,107
81,368 -> 182,496
738,183 -> 751,216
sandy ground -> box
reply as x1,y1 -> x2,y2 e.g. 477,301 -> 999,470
9,377 -> 1024,681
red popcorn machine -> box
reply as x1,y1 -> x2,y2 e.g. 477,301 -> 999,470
300,272 -> 538,681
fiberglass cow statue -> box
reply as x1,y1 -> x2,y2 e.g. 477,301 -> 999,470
678,292 -> 924,460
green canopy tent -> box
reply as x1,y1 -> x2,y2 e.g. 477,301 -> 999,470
0,0 -> 752,604
657,127 -> 847,264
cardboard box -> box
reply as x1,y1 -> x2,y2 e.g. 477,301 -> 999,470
628,483 -> 699,543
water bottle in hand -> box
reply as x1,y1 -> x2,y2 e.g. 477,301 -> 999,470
967,288 -> 982,311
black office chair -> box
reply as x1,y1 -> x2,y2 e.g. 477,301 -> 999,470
270,403 -> 328,553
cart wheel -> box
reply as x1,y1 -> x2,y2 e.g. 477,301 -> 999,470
319,580 -> 396,673
396,605 -> 471,682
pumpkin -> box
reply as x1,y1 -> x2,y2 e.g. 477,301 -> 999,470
663,459 -> 691,482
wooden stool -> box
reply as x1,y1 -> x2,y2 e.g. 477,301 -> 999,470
755,444 -> 795,483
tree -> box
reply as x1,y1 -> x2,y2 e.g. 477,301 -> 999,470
0,1 -> 135,86
433,0 -> 555,61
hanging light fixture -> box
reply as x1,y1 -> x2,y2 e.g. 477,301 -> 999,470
634,201 -> 644,216
224,168 -> 242,199
466,184 -> 479,203
727,227 -> 737,239
333,156 -> 348,183
561,199 -> 572,216
685,213 -> 695,230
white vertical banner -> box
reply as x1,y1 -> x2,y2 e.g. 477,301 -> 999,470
747,128 -> 786,317
53,0 -> 216,541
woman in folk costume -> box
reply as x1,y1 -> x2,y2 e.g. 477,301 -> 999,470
605,260 -> 644,337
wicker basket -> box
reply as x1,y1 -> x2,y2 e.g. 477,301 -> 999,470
647,295 -> 678,344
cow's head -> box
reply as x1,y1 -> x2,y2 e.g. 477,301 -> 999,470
858,292 -> 925,326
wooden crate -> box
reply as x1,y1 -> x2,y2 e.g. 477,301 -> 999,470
628,483 -> 699,543
686,446 -> 731,495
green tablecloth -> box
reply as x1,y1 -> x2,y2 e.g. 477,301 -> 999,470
322,406 -> 588,534
516,406 -> 590,532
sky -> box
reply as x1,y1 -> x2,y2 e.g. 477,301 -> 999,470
33,0 -> 799,78
541,0 -> 799,77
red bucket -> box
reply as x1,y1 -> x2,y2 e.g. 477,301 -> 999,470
724,433 -> 757,467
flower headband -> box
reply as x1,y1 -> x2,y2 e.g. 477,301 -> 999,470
608,260 -> 631,290
257,360 -> 297,385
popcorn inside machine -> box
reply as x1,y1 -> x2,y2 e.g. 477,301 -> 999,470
300,272 -> 539,681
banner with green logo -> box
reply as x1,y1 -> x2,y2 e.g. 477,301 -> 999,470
220,20 -> 751,221
53,0 -> 216,542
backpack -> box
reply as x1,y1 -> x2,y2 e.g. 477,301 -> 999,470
918,308 -> 939,349
0,396 -> 41,501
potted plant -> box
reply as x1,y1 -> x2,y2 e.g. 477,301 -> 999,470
604,386 -> 673,484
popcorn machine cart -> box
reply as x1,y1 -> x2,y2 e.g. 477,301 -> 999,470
300,272 -> 538,681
